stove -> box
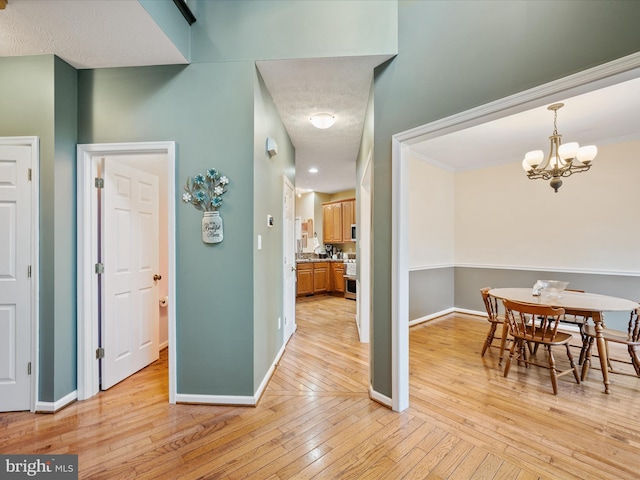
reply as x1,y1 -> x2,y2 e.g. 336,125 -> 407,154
343,259 -> 357,300
344,259 -> 357,277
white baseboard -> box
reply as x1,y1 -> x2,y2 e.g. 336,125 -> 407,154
369,385 -> 392,408
35,390 -> 77,413
409,307 -> 488,327
176,341 -> 288,407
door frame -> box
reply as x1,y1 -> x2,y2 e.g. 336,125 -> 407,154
76,141 -> 176,403
390,53 -> 640,412
357,149 -> 372,344
0,136 -> 39,412
282,175 -> 296,343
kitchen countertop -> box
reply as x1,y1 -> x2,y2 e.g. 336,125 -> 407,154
296,258 -> 347,263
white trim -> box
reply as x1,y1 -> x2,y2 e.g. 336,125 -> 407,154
76,141 -> 177,403
408,264 -> 454,272
454,308 -> 486,318
369,385 -> 392,408
409,308 -> 456,327
454,263 -> 640,277
391,138 -> 409,412
390,53 -> 640,414
409,263 -> 640,277
35,390 -> 77,414
396,52 -> 640,145
174,328 -> 288,407
0,136 -> 39,413
176,394 -> 256,406
254,342 -> 286,404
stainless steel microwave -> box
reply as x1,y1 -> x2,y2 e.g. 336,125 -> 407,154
351,224 -> 356,242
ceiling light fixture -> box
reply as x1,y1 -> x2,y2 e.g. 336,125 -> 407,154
309,113 -> 335,129
308,167 -> 318,174
522,103 -> 597,192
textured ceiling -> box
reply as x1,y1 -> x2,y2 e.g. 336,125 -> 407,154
257,55 -> 391,194
409,75 -> 640,172
0,0 -> 187,69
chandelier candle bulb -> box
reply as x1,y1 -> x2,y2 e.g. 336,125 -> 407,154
521,103 -> 596,192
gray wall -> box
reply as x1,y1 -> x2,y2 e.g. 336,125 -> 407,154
253,66 -> 295,389
78,62 -> 258,395
455,268 -> 640,329
0,55 -> 78,402
409,268 -> 454,321
372,0 -> 640,398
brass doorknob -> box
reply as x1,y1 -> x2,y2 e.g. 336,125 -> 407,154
153,274 -> 162,281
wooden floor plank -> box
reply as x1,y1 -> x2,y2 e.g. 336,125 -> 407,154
1,295 -> 640,479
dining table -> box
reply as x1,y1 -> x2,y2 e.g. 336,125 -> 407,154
488,287 -> 639,394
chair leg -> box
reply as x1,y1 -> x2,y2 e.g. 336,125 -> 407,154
504,339 -> 520,378
565,344 -> 580,384
629,346 -> 640,377
547,346 -> 558,395
481,323 -> 497,356
581,337 -> 594,381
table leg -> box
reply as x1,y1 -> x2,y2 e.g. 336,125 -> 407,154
592,311 -> 610,394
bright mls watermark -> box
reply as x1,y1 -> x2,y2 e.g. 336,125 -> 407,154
0,455 -> 77,479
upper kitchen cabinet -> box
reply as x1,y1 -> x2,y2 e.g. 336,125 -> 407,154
322,198 -> 355,244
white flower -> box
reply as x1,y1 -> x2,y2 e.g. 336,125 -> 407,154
182,192 -> 192,203
219,176 -> 229,185
214,186 -> 224,196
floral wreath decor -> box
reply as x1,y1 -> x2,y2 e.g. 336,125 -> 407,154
182,168 -> 229,211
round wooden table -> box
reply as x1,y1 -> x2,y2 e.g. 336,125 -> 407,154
489,288 -> 639,394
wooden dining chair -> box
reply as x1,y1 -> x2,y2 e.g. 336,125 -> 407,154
480,287 -> 509,364
503,300 -> 581,395
581,308 -> 640,380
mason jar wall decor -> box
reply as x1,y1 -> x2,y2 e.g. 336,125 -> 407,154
182,168 -> 229,244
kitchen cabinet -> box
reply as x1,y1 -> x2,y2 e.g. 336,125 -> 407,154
331,262 -> 345,293
322,203 -> 341,243
296,263 -> 313,296
341,199 -> 355,242
322,198 -> 355,243
313,262 -> 329,293
296,261 -> 330,296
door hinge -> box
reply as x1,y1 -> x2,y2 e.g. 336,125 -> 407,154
28,168 -> 32,181
95,177 -> 104,188
95,263 -> 104,274
27,265 -> 32,278
28,362 -> 31,375
96,347 -> 105,359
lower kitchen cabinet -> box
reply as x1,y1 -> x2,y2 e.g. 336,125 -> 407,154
331,262 -> 345,293
296,263 -> 313,296
313,262 -> 329,293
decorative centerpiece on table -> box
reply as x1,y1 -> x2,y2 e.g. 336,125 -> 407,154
182,168 -> 229,244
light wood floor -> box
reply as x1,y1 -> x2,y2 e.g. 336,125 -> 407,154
2,295 -> 640,479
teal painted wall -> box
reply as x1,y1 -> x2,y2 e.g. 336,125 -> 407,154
253,67 -> 295,389
372,0 -> 640,398
78,62 -> 257,395
139,0 -> 192,61
53,57 -> 78,400
0,55 -> 78,402
189,0 -> 397,63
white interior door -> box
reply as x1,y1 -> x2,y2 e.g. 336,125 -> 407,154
101,159 -> 159,390
283,176 -> 296,342
0,144 -> 33,411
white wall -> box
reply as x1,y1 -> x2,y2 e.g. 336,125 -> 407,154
408,155 -> 454,269
454,139 -> 640,274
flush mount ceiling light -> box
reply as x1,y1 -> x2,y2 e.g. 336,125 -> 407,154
309,113 -> 335,129
522,103 -> 597,192
308,167 -> 318,174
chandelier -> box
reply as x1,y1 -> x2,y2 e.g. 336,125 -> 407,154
521,103 -> 597,192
